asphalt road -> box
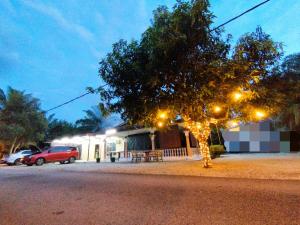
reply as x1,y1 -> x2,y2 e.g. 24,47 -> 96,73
0,168 -> 299,225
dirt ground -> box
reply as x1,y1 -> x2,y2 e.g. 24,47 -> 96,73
83,153 -> 300,180
1,153 -> 300,180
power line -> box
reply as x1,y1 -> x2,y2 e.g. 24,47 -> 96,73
45,0 -> 271,113
45,84 -> 108,113
210,0 -> 271,32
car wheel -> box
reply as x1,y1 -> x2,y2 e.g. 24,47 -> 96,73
35,158 -> 44,166
59,161 -> 65,164
14,159 -> 21,165
68,157 -> 75,164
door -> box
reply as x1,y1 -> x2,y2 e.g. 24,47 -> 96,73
47,147 -> 61,162
56,147 -> 71,161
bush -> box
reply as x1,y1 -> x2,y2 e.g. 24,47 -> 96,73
210,145 -> 225,159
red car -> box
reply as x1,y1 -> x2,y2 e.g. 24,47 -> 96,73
23,146 -> 79,166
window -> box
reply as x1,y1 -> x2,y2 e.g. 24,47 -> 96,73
22,151 -> 32,155
49,146 -> 70,153
107,143 -> 116,152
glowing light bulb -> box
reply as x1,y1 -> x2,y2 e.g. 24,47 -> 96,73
157,121 -> 164,127
214,106 -> 222,113
159,112 -> 166,119
233,92 -> 242,101
255,110 -> 265,119
231,121 -> 238,126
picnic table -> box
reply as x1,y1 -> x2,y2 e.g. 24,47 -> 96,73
131,150 -> 163,163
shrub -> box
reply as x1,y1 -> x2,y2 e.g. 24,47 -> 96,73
210,145 -> 225,159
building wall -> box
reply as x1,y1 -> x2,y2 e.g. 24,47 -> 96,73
51,135 -> 106,161
157,126 -> 182,149
105,136 -> 125,158
222,121 -> 290,153
127,133 -> 152,151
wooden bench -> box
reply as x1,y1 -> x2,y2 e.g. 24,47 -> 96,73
131,151 -> 144,163
147,150 -> 163,162
131,150 -> 163,162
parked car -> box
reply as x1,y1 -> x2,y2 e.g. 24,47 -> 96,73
23,146 -> 79,166
6,150 -> 38,165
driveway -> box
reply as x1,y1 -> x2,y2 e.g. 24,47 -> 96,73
0,164 -> 300,225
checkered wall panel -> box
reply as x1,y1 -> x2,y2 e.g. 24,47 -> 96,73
222,121 -> 290,153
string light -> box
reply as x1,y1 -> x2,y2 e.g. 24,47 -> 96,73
183,116 -> 212,168
196,123 -> 202,129
228,120 -> 239,128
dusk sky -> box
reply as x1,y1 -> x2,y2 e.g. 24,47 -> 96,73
1,0 -> 299,123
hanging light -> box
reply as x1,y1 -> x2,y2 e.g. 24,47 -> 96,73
232,92 -> 242,101
159,112 -> 167,119
213,105 -> 222,113
255,110 -> 266,119
157,121 -> 164,127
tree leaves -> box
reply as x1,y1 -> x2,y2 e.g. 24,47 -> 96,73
0,87 -> 47,152
96,0 -> 284,128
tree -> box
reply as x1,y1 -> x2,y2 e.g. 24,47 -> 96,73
45,114 -> 78,141
275,53 -> 300,130
0,87 -> 47,154
97,0 -> 284,167
75,106 -> 104,133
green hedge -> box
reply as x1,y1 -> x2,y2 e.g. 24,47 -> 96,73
210,145 -> 225,159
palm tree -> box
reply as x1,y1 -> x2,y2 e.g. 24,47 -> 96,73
46,114 -> 78,140
75,106 -> 104,133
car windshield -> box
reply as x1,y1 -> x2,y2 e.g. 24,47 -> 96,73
22,151 -> 32,154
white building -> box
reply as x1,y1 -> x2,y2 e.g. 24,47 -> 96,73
51,125 -> 201,162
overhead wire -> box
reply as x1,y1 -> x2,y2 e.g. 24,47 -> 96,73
44,0 -> 271,113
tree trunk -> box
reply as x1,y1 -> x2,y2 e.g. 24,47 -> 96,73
183,117 -> 212,168
294,104 -> 300,127
215,124 -> 222,145
9,137 -> 17,155
13,142 -> 21,153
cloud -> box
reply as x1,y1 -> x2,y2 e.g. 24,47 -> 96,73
22,0 -> 94,42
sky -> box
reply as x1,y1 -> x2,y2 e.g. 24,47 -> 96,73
0,0 -> 299,123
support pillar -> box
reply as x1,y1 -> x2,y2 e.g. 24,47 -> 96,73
103,139 -> 107,160
124,137 -> 128,158
184,130 -> 193,157
150,133 -> 155,151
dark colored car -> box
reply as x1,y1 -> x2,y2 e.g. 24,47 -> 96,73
23,146 -> 79,166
